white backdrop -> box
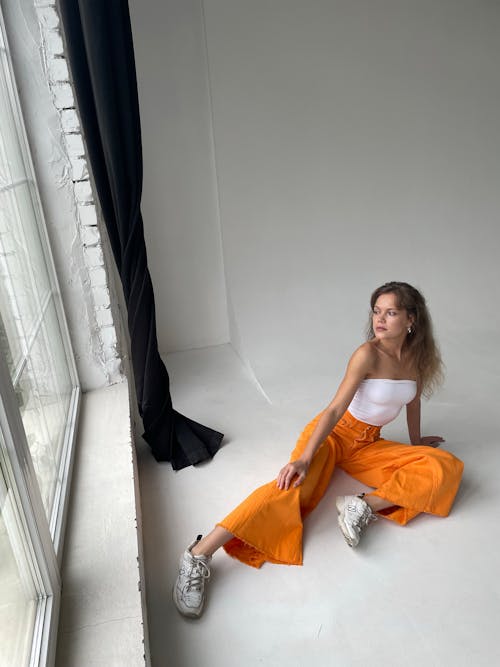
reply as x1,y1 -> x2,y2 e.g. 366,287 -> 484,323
133,6 -> 500,664
131,0 -> 500,407
130,0 -> 229,354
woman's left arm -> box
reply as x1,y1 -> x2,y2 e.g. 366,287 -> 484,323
406,394 -> 445,447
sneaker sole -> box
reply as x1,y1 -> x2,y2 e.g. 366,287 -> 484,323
172,584 -> 204,619
336,497 -> 357,548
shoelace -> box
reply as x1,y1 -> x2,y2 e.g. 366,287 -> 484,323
350,504 -> 378,529
185,559 -> 210,593
356,510 -> 378,527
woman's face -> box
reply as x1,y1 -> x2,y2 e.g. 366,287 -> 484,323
372,293 -> 413,342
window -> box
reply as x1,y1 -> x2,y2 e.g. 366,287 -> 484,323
0,8 -> 80,666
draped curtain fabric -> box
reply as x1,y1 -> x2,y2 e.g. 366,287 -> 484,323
58,0 -> 223,469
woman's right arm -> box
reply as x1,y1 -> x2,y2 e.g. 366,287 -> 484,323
276,344 -> 375,490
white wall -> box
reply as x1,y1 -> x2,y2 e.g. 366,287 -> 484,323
131,0 -> 500,407
202,0 -> 500,405
129,0 -> 229,356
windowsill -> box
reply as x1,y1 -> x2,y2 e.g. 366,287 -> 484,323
55,379 -> 147,666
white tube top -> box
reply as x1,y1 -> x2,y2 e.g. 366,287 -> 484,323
347,379 -> 417,426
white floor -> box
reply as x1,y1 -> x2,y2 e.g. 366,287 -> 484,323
137,343 -> 499,667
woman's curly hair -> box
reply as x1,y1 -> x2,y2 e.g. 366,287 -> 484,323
366,281 -> 444,397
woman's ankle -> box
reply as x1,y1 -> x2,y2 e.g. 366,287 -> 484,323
191,542 -> 209,558
364,493 -> 395,512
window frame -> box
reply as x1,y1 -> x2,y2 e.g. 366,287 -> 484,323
0,3 -> 81,664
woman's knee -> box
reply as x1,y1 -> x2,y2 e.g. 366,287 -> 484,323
427,449 -> 464,482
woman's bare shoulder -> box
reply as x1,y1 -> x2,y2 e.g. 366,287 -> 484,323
351,341 -> 378,363
346,341 -> 378,375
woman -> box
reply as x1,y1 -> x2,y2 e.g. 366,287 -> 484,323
173,282 -> 464,618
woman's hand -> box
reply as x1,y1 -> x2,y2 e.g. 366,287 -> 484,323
419,435 -> 445,448
277,459 -> 309,490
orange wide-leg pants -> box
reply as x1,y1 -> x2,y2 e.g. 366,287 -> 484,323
218,410 -> 464,568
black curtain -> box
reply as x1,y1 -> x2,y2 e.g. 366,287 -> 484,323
58,0 -> 223,469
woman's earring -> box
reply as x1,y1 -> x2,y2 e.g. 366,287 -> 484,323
407,327 -> 412,334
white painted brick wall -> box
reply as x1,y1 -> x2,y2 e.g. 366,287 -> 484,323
45,31 -> 64,57
36,6 -> 59,29
65,132 -> 84,157
69,157 -> 88,181
60,108 -> 79,132
92,286 -> 111,309
74,181 -> 93,203
89,267 -> 107,288
48,56 -> 69,82
77,203 -> 98,226
101,326 -> 118,354
52,82 -> 74,109
95,307 -> 113,327
81,225 -> 100,246
35,2 -> 123,385
83,245 -> 104,266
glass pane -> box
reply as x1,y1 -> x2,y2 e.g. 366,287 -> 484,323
15,300 -> 72,520
0,49 -> 27,186
10,183 -> 50,305
16,361 -> 57,518
0,182 -> 51,375
0,305 -> 20,377
0,461 -> 38,667
31,300 -> 72,468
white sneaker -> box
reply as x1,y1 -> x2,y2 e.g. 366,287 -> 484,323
336,495 -> 377,547
173,535 -> 211,618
